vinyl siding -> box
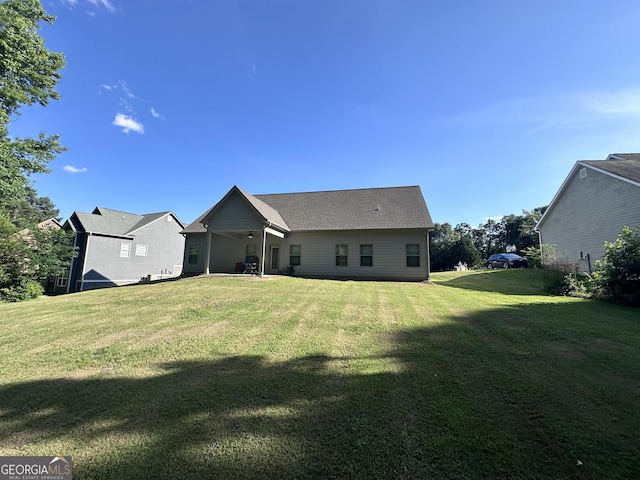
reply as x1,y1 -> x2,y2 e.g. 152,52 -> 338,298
80,214 -> 185,290
268,230 -> 428,280
207,191 -> 266,232
184,229 -> 430,280
539,167 -> 640,268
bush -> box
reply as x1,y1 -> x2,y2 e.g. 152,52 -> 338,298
589,227 -> 640,306
0,278 -> 42,302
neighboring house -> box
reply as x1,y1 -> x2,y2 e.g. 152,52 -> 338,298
62,207 -> 186,292
182,185 -> 434,281
13,219 -> 64,293
15,218 -> 63,242
536,153 -> 640,272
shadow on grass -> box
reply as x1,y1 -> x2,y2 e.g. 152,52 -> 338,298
433,269 -> 553,296
1,302 -> 639,479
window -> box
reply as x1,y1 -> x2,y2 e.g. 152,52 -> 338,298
290,245 -> 301,266
406,244 -> 420,267
188,245 -> 199,264
120,243 -> 131,258
136,244 -> 148,256
360,244 -> 373,266
336,244 -> 348,266
56,276 -> 67,288
246,244 -> 258,262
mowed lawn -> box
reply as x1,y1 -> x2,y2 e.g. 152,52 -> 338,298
0,270 -> 638,479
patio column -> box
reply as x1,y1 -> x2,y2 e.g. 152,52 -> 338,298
260,228 -> 267,276
204,231 -> 212,274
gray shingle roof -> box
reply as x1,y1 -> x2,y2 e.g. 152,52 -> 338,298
256,185 -> 433,231
581,154 -> 640,184
183,185 -> 433,233
68,207 -> 182,236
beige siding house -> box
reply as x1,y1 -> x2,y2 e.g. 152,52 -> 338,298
182,185 -> 434,281
536,153 -> 640,272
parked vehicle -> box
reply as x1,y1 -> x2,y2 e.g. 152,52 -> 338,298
486,253 -> 529,269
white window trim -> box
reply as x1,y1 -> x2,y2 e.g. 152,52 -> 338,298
120,243 -> 131,258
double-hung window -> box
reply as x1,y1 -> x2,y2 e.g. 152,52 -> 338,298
335,244 -> 348,266
136,244 -> 148,256
406,244 -> 420,267
290,245 -> 301,266
188,245 -> 199,264
246,244 -> 257,262
120,243 -> 131,258
360,244 -> 373,266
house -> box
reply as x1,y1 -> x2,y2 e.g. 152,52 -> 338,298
536,153 -> 640,272
182,185 -> 434,281
62,207 -> 186,292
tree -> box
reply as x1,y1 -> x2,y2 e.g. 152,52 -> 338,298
7,184 -> 59,227
0,0 -> 66,213
0,0 -> 69,301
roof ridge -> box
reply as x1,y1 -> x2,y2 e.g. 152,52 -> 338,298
254,185 -> 420,197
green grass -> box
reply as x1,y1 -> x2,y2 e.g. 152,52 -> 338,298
1,270 -> 639,479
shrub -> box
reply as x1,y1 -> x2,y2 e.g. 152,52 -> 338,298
589,227 -> 640,306
0,278 -> 42,302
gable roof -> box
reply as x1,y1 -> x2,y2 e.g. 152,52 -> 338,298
181,186 -> 290,234
536,153 -> 640,229
66,207 -> 185,237
184,185 -> 433,234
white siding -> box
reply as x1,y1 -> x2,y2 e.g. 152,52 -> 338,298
539,167 -> 640,268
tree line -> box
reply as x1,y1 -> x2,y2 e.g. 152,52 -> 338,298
1,0 -> 75,301
429,207 -> 548,271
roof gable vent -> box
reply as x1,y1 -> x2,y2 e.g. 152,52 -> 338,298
579,167 -> 587,179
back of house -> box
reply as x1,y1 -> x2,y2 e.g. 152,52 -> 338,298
182,185 -> 434,281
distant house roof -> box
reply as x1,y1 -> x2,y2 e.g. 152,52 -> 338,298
65,207 -> 185,237
14,218 -> 62,243
183,185 -> 433,234
536,153 -> 640,229
579,153 -> 640,185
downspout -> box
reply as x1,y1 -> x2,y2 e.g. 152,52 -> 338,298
425,230 -> 431,281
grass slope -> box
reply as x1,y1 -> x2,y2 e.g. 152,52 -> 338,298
0,270 -> 638,479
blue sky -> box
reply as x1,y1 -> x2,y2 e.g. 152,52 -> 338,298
13,0 -> 640,227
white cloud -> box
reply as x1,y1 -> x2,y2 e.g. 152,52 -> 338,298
448,87 -> 640,134
150,107 -> 160,118
87,0 -> 116,12
63,165 -> 88,173
61,0 -> 116,13
113,113 -> 144,134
